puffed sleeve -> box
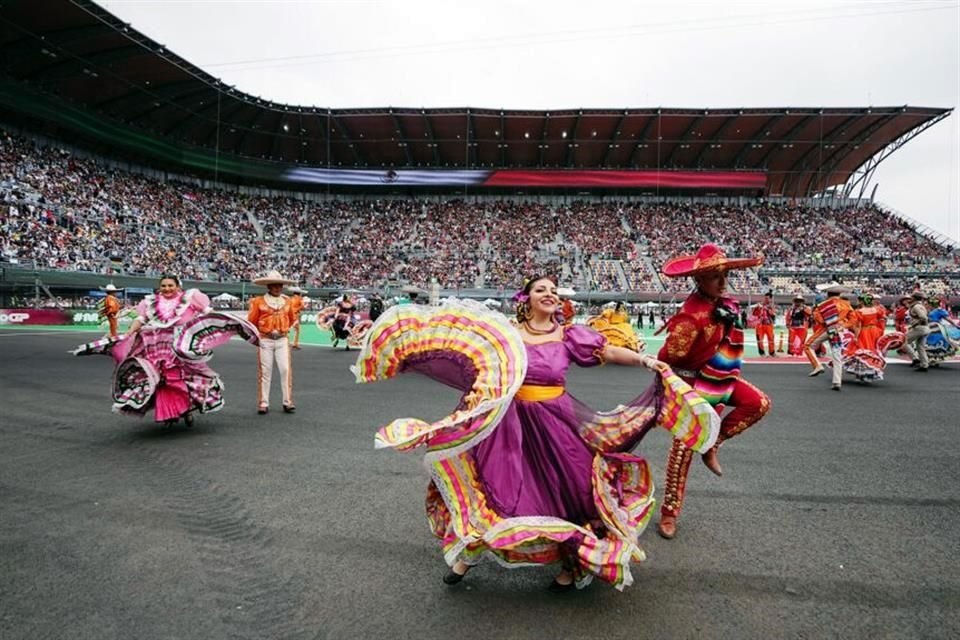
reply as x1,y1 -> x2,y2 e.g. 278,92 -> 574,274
563,324 -> 608,367
660,313 -> 699,364
188,289 -> 211,312
135,298 -> 151,322
247,298 -> 260,324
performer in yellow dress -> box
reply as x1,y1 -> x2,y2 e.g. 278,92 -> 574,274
586,302 -> 643,352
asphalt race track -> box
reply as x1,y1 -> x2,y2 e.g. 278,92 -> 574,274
1,329 -> 958,640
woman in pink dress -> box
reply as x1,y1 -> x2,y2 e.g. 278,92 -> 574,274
74,275 -> 258,427
123,275 -> 216,425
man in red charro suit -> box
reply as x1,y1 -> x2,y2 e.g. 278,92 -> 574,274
655,243 -> 772,540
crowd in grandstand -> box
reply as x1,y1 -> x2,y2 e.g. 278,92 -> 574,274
2,130 -> 957,296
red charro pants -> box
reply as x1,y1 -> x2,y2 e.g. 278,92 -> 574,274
661,377 -> 771,518
755,325 -> 775,354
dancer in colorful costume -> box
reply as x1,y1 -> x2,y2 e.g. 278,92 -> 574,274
925,297 -> 960,365
586,301 -> 643,352
851,293 -> 887,352
838,293 -> 902,383
73,275 -> 259,427
249,271 -> 299,414
654,244 -> 771,539
786,294 -> 811,356
804,283 -> 856,391
353,275 -> 719,592
317,293 -> 360,349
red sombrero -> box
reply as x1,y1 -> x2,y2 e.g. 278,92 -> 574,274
662,243 -> 763,278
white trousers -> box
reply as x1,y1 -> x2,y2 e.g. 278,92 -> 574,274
257,337 -> 293,408
807,331 -> 844,386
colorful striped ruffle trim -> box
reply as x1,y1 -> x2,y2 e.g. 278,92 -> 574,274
352,299 -> 527,463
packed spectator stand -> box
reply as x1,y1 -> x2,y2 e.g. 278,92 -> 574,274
3,130 -> 957,298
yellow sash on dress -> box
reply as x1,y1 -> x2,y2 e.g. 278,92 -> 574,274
514,384 -> 565,402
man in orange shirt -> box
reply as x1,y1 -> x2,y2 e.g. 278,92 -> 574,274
804,283 -> 856,391
287,286 -> 305,350
99,283 -> 122,337
249,270 -> 298,415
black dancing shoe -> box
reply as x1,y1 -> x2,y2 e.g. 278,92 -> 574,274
547,578 -> 575,593
283,405 -> 296,414
442,564 -> 471,585
442,571 -> 464,585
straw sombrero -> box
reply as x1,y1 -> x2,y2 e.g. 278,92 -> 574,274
100,283 -> 122,293
253,270 -> 295,286
815,281 -> 852,294
662,243 -> 763,278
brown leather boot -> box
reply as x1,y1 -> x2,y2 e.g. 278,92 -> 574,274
657,515 -> 677,539
702,448 -> 723,477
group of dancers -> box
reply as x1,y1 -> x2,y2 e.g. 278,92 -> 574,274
73,241 -> 957,593
351,242 -> 770,591
779,283 -> 957,390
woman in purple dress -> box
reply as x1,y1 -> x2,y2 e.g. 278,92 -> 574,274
447,275 -> 693,590
355,274 -> 718,591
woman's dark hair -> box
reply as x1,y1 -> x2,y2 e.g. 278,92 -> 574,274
158,274 -> 181,287
521,274 -> 557,295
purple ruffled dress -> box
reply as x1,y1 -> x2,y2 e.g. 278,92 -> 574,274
473,325 -> 632,526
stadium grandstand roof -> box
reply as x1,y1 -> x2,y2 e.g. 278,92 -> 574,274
0,0 -> 952,195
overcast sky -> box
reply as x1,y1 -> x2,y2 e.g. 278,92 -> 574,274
100,0 -> 960,242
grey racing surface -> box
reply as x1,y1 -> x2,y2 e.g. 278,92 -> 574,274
1,329 -> 957,640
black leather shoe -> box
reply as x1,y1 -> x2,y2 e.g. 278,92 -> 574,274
442,569 -> 467,585
283,405 -> 296,414
257,406 -> 268,415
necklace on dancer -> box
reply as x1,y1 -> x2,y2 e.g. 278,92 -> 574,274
523,320 -> 557,335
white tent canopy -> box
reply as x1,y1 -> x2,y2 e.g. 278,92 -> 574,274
212,292 -> 239,301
